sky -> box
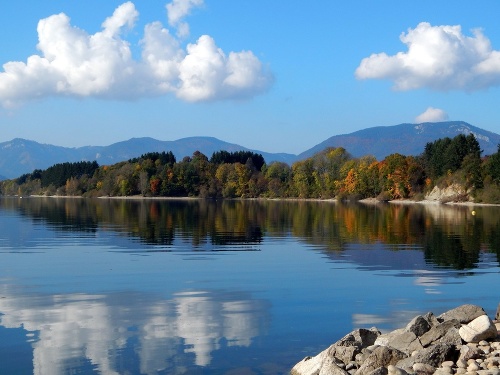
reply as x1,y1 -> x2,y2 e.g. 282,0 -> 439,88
1,0 -> 500,155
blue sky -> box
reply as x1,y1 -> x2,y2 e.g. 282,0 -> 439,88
1,0 -> 500,154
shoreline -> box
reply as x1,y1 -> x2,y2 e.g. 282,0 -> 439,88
5,194 -> 500,206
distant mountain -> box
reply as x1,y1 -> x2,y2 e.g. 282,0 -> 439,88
298,121 -> 500,160
0,136 -> 296,179
0,139 -> 86,180
1,121 -> 499,180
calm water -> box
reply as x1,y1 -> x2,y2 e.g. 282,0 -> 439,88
0,197 -> 499,375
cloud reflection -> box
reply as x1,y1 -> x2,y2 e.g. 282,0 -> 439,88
0,287 -> 270,374
352,309 -> 421,332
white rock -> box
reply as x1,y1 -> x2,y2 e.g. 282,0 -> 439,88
291,351 -> 327,375
468,361 -> 480,372
459,315 -> 498,343
412,362 -> 435,374
441,361 -> 455,367
387,365 -> 407,375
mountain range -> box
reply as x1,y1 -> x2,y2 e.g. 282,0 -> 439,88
1,121 -> 499,180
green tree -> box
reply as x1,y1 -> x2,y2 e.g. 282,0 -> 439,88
485,144 -> 500,184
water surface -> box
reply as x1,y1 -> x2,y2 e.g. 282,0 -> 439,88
0,197 -> 499,374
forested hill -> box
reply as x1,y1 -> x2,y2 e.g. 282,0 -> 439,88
4,132 -> 500,203
299,121 -> 500,160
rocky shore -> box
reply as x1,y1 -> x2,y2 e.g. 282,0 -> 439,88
291,304 -> 500,375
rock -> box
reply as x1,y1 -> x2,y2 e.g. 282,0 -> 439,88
438,305 -> 487,324
365,367 -> 388,375
405,315 -> 432,337
291,352 -> 327,375
355,346 -> 407,375
456,358 -> 467,368
441,360 -> 455,367
426,184 -> 469,202
496,303 -> 500,321
292,329 -> 381,375
459,315 -> 498,343
459,345 -> 482,361
412,362 -> 435,374
422,312 -> 440,327
419,320 -> 461,347
346,362 -> 358,371
385,331 -> 423,355
475,370 -> 500,375
327,329 -> 381,364
468,361 -> 481,371
433,369 -> 452,375
375,329 -> 405,347
291,305 -> 500,375
387,365 -> 407,375
433,326 -> 463,347
319,357 -> 351,375
396,343 -> 456,371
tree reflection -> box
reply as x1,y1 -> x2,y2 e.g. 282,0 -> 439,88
1,197 -> 499,269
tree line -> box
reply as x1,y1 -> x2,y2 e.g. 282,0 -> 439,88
2,134 -> 500,203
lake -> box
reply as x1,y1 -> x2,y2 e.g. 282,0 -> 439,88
0,197 -> 499,375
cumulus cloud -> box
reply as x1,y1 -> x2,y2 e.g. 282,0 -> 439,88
415,107 -> 449,123
0,1 -> 272,108
355,22 -> 500,91
166,0 -> 204,38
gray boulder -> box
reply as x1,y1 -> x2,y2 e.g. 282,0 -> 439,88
405,315 -> 431,337
422,312 -> 440,327
291,329 -> 381,375
384,331 -> 423,355
458,344 -> 482,362
395,343 -> 456,371
319,357 -> 351,375
375,329 -> 404,347
419,320 -> 461,347
355,346 -> 406,375
327,328 -> 381,364
365,367 -> 388,375
438,305 -> 486,324
412,362 -> 436,375
387,365 -> 408,375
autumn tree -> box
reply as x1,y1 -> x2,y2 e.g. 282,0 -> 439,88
263,162 -> 292,198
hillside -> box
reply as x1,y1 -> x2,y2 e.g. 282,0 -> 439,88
298,121 -> 500,160
0,137 -> 296,179
1,121 -> 499,180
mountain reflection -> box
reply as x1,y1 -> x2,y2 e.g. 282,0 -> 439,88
1,197 -> 499,269
0,287 -> 270,374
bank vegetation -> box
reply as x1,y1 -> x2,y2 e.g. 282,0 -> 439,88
2,134 -> 500,204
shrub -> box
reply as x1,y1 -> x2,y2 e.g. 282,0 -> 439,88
475,184 -> 500,204
377,191 -> 392,202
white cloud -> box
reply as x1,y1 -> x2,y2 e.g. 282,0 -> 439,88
415,107 -> 449,123
166,0 -> 204,38
176,35 -> 272,102
355,22 -> 500,91
0,1 -> 272,108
